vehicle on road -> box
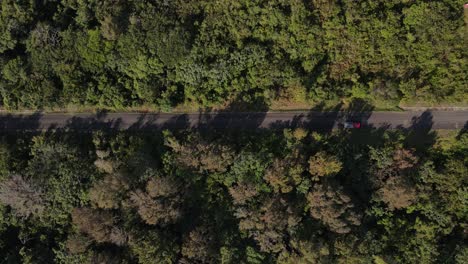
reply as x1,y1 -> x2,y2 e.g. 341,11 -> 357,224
343,121 -> 361,129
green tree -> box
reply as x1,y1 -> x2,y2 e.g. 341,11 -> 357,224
89,172 -> 129,209
129,176 -> 183,226
308,152 -> 343,179
307,183 -> 361,234
71,207 -> 127,246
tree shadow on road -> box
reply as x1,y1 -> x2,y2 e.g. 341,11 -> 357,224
267,98 -> 374,135
456,121 -> 468,140
0,112 -> 43,132
42,112 -> 191,132
267,101 -> 344,133
402,110 -> 437,154
127,113 -> 191,131
198,94 -> 269,131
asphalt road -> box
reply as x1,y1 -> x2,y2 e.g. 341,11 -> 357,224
0,111 -> 466,131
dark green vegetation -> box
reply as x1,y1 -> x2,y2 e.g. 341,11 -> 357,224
1,0 -> 467,110
0,125 -> 466,263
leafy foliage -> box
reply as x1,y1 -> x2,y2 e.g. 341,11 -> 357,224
0,125 -> 466,262
0,174 -> 45,219
1,0 -> 466,109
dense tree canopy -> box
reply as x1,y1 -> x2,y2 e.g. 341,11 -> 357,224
0,0 -> 466,109
0,125 -> 466,263
0,0 -> 467,262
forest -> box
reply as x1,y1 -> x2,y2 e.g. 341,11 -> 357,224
0,0 -> 467,110
0,1 -> 467,263
0,122 -> 466,263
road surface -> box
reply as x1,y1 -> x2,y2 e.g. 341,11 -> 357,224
0,111 -> 466,131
